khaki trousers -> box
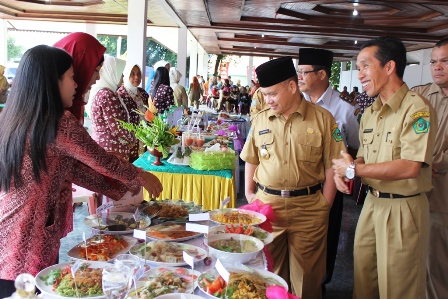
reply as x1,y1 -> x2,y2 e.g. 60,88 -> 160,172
353,193 -> 429,299
426,211 -> 448,299
256,189 -> 330,299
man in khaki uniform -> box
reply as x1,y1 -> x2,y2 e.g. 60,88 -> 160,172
333,36 -> 437,299
411,38 -> 448,299
241,56 -> 345,299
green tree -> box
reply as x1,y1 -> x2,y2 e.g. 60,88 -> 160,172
146,39 -> 176,67
97,35 -> 127,57
329,62 -> 341,88
7,36 -> 24,61
213,54 -> 224,76
96,36 -> 178,69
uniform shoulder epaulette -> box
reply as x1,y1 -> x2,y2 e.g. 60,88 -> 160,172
250,107 -> 271,122
410,83 -> 431,90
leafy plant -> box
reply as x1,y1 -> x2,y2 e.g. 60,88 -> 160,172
117,103 -> 179,158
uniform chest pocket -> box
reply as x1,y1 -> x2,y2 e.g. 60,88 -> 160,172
296,134 -> 322,163
384,131 -> 401,161
362,133 -> 374,161
255,133 -> 274,161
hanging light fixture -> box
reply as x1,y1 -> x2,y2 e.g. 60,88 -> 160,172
353,2 -> 359,16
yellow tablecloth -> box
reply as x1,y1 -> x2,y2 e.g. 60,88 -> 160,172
133,152 -> 236,210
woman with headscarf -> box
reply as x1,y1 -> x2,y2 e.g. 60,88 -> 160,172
151,66 -> 174,114
117,63 -> 149,161
0,45 -> 162,297
54,32 -> 106,124
53,32 -> 106,239
169,67 -> 188,108
188,76 -> 203,110
0,65 -> 10,104
88,56 -> 135,161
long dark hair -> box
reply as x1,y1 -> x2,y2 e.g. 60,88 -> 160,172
151,66 -> 170,99
0,45 -> 73,191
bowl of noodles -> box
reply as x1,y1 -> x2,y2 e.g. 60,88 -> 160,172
206,233 -> 264,264
209,208 -> 266,226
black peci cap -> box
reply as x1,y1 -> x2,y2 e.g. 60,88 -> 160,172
298,48 -> 334,68
255,56 -> 297,88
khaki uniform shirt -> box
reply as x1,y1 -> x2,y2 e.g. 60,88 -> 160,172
241,95 -> 345,189
249,88 -> 267,119
412,83 -> 448,212
358,83 -> 437,195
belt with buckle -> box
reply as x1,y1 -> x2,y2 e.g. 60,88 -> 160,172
257,183 -> 321,198
368,187 -> 420,199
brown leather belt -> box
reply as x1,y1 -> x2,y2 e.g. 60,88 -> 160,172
369,187 -> 420,199
257,183 -> 321,198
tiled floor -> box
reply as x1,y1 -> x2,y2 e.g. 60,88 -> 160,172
60,167 -> 362,298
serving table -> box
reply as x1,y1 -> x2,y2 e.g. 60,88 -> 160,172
133,152 -> 236,210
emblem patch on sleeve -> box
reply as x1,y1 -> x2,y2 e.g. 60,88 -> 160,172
331,124 -> 343,142
413,117 -> 430,134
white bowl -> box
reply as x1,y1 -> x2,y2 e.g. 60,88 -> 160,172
154,294 -> 203,299
206,233 -> 264,264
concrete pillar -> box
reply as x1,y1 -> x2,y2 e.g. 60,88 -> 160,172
202,51 -> 209,79
189,34 -> 198,87
247,56 -> 254,84
197,45 -> 207,78
84,23 -> 97,38
127,0 -> 148,88
117,36 -> 122,58
1,19 -> 8,65
177,27 -> 187,86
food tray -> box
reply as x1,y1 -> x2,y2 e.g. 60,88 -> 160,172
67,234 -> 138,261
84,212 -> 151,234
209,208 -> 267,225
146,222 -> 202,242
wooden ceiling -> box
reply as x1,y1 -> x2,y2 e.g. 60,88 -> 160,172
1,0 -> 447,61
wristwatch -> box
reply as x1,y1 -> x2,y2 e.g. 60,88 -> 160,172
345,162 -> 357,180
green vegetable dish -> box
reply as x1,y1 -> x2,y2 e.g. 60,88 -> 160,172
39,263 -> 103,297
209,238 -> 259,253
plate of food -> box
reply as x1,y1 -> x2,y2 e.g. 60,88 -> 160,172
197,266 -> 288,299
207,224 -> 273,245
84,212 -> 151,234
67,234 -> 138,261
140,200 -> 203,222
167,152 -> 190,166
36,261 -> 108,298
209,208 -> 267,226
127,267 -> 200,298
146,223 -> 202,242
129,241 -> 207,266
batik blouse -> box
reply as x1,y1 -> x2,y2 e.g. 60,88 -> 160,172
0,111 -> 144,280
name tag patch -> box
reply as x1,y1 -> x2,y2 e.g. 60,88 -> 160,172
259,129 -> 270,135
363,129 -> 373,133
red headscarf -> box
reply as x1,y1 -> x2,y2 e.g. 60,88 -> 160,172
54,32 -> 106,123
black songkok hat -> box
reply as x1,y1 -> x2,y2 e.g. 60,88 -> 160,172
298,48 -> 334,68
255,56 -> 297,88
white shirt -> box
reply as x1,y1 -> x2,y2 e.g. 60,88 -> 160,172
303,85 -> 360,150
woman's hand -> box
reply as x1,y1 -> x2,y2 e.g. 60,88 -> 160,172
139,171 -> 163,198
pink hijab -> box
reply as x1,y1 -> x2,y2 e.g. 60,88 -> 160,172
54,32 -> 106,123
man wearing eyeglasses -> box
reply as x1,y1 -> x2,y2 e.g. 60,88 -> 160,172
411,38 -> 448,299
297,48 -> 361,296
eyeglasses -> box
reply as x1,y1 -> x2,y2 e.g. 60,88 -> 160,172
297,69 -> 321,76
